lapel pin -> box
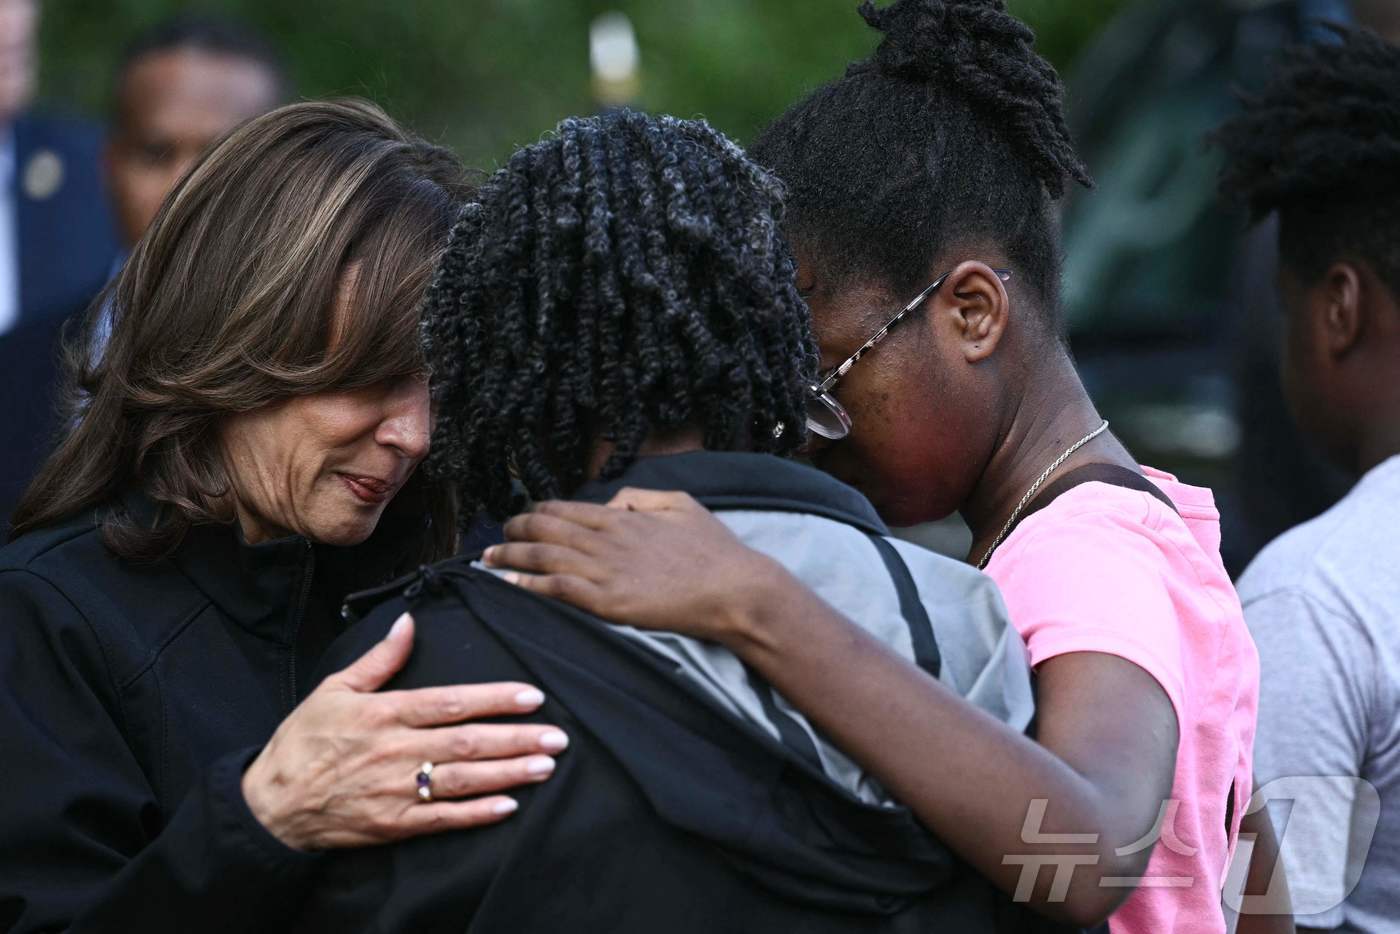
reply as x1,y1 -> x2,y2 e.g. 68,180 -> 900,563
23,149 -> 64,201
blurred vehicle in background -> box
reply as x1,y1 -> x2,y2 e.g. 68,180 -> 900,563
1060,0 -> 1357,574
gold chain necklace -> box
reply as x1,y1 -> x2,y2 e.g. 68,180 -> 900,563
976,420 -> 1110,570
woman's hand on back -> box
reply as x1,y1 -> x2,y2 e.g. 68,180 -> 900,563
242,614 -> 569,851
482,489 -> 794,647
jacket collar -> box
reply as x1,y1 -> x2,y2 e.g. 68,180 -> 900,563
573,451 -> 889,538
119,492 -> 312,641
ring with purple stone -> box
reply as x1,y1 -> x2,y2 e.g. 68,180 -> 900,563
415,761 -> 435,803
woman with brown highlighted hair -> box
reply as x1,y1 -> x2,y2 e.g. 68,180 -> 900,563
0,100 -> 567,933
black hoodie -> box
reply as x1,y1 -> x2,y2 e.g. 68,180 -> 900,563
297,453 -> 1079,934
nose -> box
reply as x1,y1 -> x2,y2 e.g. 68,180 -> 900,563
376,377 -> 432,462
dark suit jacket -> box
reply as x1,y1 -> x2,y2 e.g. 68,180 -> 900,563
0,307 -> 72,530
12,111 -> 119,325
1,111 -> 119,529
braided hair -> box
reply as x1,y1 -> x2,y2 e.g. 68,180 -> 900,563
1212,27 -> 1400,294
751,0 -> 1091,325
422,110 -> 817,521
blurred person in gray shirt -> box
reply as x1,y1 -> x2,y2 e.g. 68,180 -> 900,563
1213,27 -> 1400,933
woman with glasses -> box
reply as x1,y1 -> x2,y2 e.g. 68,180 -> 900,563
481,2 -> 1267,932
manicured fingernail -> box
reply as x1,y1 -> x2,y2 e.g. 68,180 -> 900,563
493,798 -> 519,815
483,546 -> 497,565
539,730 -> 569,751
501,571 -> 521,586
389,613 -> 411,639
526,756 -> 556,776
514,688 -> 545,708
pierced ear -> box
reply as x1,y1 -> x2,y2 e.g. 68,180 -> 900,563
939,261 -> 1011,363
1320,262 -> 1364,358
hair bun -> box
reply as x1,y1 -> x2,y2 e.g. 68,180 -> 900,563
854,0 -> 1031,82
849,0 -> 1093,196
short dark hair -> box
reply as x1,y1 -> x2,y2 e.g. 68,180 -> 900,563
115,13 -> 289,106
422,109 -> 818,521
750,0 -> 1091,326
1212,26 -> 1400,295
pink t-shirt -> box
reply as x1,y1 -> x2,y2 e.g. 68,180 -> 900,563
985,467 -> 1259,934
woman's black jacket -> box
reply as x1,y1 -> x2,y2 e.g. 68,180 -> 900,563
0,499 -> 372,933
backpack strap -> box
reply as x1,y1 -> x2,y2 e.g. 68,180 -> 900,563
866,534 -> 941,680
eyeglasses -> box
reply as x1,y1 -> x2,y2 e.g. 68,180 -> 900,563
805,267 -> 1013,441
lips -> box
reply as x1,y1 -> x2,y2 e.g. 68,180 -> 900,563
339,473 -> 394,505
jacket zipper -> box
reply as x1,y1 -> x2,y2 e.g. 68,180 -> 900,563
289,540 -> 315,706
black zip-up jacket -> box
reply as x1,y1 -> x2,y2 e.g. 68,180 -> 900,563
0,496 -> 381,933
299,453 -> 1079,934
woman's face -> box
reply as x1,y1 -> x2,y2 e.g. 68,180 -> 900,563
799,255 -> 994,527
220,374 -> 431,546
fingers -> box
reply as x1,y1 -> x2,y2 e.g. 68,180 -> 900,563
526,499 -> 620,530
384,741 -> 572,841
386,681 -> 548,727
483,542 -> 594,578
333,613 -> 415,693
398,795 -> 522,836
419,722 -> 571,764
496,570 -> 607,614
500,511 -> 603,551
606,487 -> 702,513
428,754 -> 558,799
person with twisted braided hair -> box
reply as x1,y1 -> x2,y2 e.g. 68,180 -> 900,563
296,108 -> 1072,933
1217,27 -> 1400,934
484,2 -> 1270,931
422,108 -> 814,520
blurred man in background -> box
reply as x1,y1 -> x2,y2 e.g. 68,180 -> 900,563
1215,27 -> 1400,933
1228,0 -> 1399,571
0,0 -> 116,335
0,0 -> 119,530
1,13 -> 284,530
105,14 -> 285,249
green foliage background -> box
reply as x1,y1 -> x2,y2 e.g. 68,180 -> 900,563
41,0 -> 1127,169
